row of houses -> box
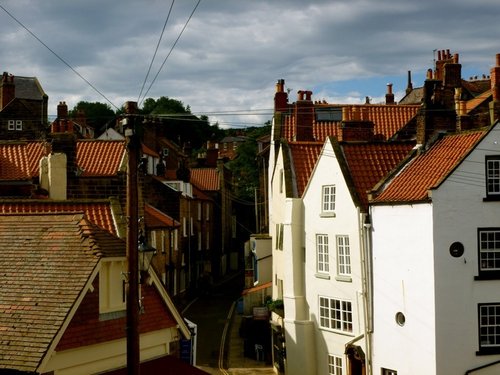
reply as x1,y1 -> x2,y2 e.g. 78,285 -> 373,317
0,72 -> 246,373
257,50 -> 500,374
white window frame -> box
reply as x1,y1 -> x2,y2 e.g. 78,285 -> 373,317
478,228 -> 500,276
321,185 -> 336,216
316,234 -> 329,274
381,369 -> 397,375
7,120 -> 14,130
486,156 -> 500,197
182,217 -> 187,237
328,354 -> 343,375
197,202 -> 202,221
15,120 -> 22,130
479,303 -> 500,352
319,296 -> 353,333
336,235 -> 351,277
275,223 -> 284,250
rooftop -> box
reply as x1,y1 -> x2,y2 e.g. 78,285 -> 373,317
373,130 -> 487,203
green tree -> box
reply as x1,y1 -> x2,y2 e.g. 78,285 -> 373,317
140,97 -> 225,151
227,123 -> 271,201
69,101 -> 116,133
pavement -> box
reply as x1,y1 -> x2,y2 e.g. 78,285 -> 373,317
192,272 -> 275,375
196,308 -> 275,375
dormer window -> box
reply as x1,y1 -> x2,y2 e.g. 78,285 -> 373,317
99,260 -> 126,318
486,156 -> 500,199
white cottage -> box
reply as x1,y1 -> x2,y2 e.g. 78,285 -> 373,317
300,137 -> 413,375
370,125 -> 500,374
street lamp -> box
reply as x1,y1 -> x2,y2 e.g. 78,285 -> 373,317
138,230 -> 156,283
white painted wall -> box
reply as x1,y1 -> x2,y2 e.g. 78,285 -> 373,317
431,127 -> 500,374
302,139 -> 367,374
371,203 -> 436,374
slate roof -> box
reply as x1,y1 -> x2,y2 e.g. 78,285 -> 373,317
0,213 -> 124,373
340,141 -> 415,209
0,200 -> 117,235
13,75 -> 46,100
288,141 -> 323,197
76,140 -> 126,177
190,168 -> 220,191
372,130 -> 487,203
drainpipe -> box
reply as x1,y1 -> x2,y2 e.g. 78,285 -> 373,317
359,211 -> 373,375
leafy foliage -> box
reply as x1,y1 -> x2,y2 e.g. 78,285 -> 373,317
227,124 -> 271,201
69,101 -> 116,133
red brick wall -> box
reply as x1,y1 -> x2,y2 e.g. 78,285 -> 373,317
56,277 -> 177,351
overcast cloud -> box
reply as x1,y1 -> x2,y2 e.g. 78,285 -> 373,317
1,0 -> 499,128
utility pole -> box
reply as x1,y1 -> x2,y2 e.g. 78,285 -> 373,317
124,101 -> 140,375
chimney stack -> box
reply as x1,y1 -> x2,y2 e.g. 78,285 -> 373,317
489,53 -> 500,124
406,71 -> 413,95
274,79 -> 288,112
57,101 -> 68,119
0,72 -> 15,110
385,83 -> 395,104
293,89 -> 314,141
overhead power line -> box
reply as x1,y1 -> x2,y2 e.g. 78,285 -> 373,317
137,0 -> 176,103
139,0 -> 202,106
0,4 -> 119,111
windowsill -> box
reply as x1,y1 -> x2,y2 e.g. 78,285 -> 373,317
315,272 -> 331,280
320,212 -> 336,218
99,309 -> 126,321
319,327 -> 354,337
476,347 -> 500,356
483,196 -> 500,202
474,274 -> 500,281
335,275 -> 352,283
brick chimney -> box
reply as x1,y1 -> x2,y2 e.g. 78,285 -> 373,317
274,79 -> 288,112
489,53 -> 500,124
0,72 -> 15,110
385,83 -> 395,104
341,106 -> 374,141
293,90 -> 314,141
57,101 -> 68,119
406,71 -> 413,95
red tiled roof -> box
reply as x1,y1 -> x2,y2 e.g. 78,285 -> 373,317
288,141 -> 323,196
0,201 -> 117,235
26,141 -> 49,176
373,130 -> 486,203
0,213 -> 111,373
282,104 -> 419,142
76,140 -> 125,177
145,203 -> 180,228
466,89 -> 491,112
190,168 -> 220,191
342,142 -> 415,209
0,143 -> 31,180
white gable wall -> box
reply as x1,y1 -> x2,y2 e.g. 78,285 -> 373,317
371,203 -> 436,374
302,139 -> 367,374
432,127 -> 500,374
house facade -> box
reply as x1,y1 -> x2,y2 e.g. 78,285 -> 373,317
0,213 -> 192,375
0,71 -> 48,140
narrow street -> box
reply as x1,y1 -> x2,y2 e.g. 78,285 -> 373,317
182,274 -> 243,373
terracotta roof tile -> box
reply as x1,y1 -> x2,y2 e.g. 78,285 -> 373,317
288,141 -> 323,196
0,143 -> 31,180
190,168 -> 220,191
76,140 -> 126,177
145,204 -> 180,228
342,142 -> 415,209
282,104 -> 419,142
373,130 -> 486,203
0,213 -> 116,373
0,201 -> 117,235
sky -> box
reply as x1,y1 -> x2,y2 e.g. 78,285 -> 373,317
1,0 -> 500,129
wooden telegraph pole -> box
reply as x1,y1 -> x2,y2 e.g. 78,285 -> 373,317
124,101 -> 140,375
